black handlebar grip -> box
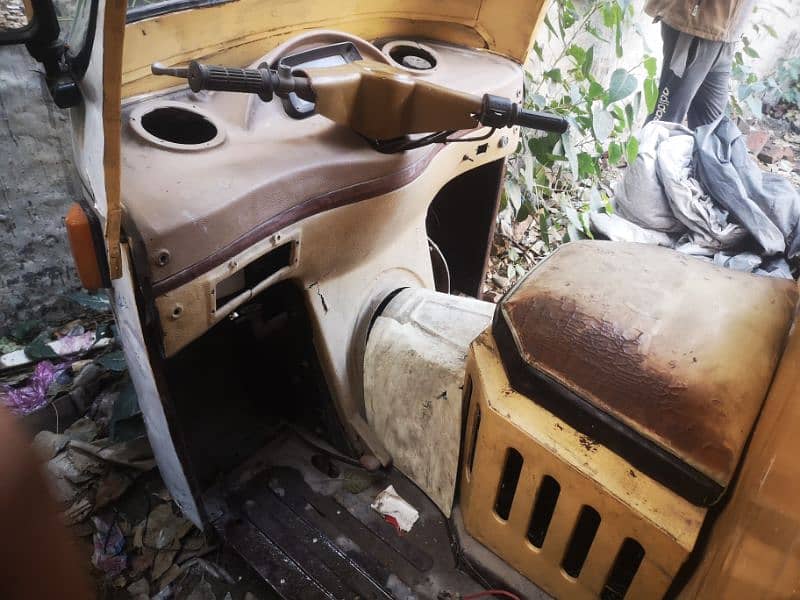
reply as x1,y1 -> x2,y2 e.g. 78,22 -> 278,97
479,94 -> 568,134
515,109 -> 568,134
186,62 -> 276,101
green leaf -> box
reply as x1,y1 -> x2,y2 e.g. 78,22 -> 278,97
98,350 -> 128,372
539,211 -> 550,250
587,80 -> 606,101
65,291 -> 111,312
580,210 -> 595,239
644,78 -> 659,113
533,42 -> 544,61
624,103 -> 635,130
592,106 -> 614,142
544,14 -> 558,37
606,69 -> 638,105
504,180 -> 522,213
544,68 -> 563,83
611,105 -> 626,126
626,136 -> 640,164
522,152 -> 534,191
745,94 -> 763,116
515,199 -> 531,223
582,45 -> 594,79
608,141 -> 623,166
566,44 -> 586,66
561,131 -> 579,179
24,331 -> 58,360
0,337 -> 22,355
577,152 -> 598,180
743,46 -> 760,59
644,56 -> 658,79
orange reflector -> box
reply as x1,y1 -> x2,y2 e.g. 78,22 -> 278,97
65,203 -> 104,291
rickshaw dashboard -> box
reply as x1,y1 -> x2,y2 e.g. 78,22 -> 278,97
121,32 -> 524,299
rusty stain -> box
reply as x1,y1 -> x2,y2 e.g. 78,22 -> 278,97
498,241 -> 799,490
578,435 -> 598,453
504,290 -> 735,482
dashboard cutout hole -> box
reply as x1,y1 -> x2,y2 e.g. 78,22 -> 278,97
130,101 -> 226,151
141,107 -> 218,145
216,242 -> 295,310
384,41 -> 438,71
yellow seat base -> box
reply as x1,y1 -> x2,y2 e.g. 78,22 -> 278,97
459,330 -> 706,599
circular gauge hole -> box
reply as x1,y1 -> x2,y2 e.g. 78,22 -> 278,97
387,44 -> 437,70
140,106 -> 218,145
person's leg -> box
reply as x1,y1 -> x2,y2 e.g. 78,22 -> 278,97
648,24 -> 724,126
687,44 -> 734,128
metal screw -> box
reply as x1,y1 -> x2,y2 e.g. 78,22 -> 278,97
154,249 -> 171,267
498,135 -> 509,148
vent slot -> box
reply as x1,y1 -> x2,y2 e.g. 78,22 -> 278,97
561,505 -> 601,578
466,395 -> 480,476
527,475 -> 560,548
601,538 -> 645,600
216,242 -> 294,310
494,448 -> 523,520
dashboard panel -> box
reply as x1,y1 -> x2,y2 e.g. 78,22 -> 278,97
120,32 -> 523,293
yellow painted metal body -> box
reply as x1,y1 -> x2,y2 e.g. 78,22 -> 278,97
681,308 -> 800,598
122,0 -> 549,98
460,330 -> 706,599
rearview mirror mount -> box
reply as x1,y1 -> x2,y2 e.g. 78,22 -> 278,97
1,0 -> 81,107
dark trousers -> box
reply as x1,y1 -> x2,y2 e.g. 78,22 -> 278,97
649,23 -> 734,129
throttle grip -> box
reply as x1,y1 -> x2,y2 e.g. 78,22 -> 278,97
187,63 -> 276,101
151,61 -> 314,103
479,94 -> 568,134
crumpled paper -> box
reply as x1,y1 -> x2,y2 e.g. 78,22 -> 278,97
371,485 -> 419,533
92,514 -> 128,577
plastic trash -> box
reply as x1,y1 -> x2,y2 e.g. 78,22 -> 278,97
371,485 -> 420,533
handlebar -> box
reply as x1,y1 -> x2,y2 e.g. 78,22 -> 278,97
152,61 -> 314,103
151,61 -> 569,137
477,94 -> 568,134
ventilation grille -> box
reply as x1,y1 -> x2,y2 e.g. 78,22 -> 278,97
459,338 -> 701,600
493,448 -> 642,597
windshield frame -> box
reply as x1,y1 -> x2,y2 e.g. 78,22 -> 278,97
126,0 -> 232,23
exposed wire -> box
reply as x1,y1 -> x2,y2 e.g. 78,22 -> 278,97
428,237 -> 451,294
370,128 -> 497,153
462,591 -> 522,600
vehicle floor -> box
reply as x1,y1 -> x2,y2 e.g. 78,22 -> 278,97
202,430 -> 490,600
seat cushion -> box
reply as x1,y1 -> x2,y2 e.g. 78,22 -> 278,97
494,241 -> 798,505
